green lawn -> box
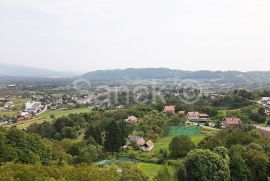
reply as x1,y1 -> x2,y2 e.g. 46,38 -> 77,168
38,107 -> 91,119
152,133 -> 207,154
12,98 -> 30,110
137,162 -> 175,179
0,98 -> 30,117
15,117 -> 46,129
0,110 -> 17,117
15,107 -> 91,130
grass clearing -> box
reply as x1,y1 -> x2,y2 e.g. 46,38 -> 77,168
12,98 -> 30,110
0,110 -> 17,117
137,162 -> 175,179
14,107 -> 91,130
38,107 -> 91,119
15,117 -> 46,129
152,132 -> 209,154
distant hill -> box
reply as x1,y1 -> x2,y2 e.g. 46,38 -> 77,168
83,68 -> 270,82
83,68 -> 222,80
0,63 -> 79,78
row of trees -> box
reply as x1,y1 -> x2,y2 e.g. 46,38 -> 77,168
0,127 -> 52,165
169,128 -> 270,181
0,163 -> 149,181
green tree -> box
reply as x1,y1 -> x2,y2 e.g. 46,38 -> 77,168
213,146 -> 229,162
169,136 -> 195,158
229,145 -> 249,181
104,121 -> 126,152
154,167 -> 174,181
84,125 -> 103,145
75,144 -> 103,164
120,164 -> 149,181
177,149 -> 230,181
245,148 -> 269,181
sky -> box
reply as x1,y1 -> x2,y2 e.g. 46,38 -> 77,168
0,0 -> 270,72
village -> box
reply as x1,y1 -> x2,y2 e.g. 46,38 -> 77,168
1,79 -> 270,180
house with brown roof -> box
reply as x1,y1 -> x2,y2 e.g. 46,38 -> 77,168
199,113 -> 209,119
223,118 -> 241,128
164,106 -> 175,113
141,140 -> 154,152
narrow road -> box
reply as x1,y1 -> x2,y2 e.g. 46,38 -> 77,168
36,104 -> 48,116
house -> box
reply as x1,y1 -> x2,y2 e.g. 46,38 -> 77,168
116,105 -> 125,109
3,101 -> 15,110
142,140 -> 154,152
178,111 -> 185,115
25,101 -> 43,114
164,106 -> 175,113
199,114 -> 209,119
17,112 -> 32,122
262,97 -> 270,104
223,118 -> 241,128
127,115 -> 138,123
197,113 -> 209,123
256,126 -> 270,139
128,135 -> 145,145
187,112 -> 200,119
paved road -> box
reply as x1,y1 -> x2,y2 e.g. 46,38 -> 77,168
36,104 -> 48,116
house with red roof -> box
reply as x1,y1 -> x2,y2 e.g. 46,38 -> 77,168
223,118 -> 241,128
187,112 -> 209,123
187,112 -> 200,119
127,115 -> 138,123
164,106 -> 175,113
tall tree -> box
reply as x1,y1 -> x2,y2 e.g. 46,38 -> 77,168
177,149 -> 230,181
169,136 -> 195,158
104,121 -> 125,152
84,125 -> 103,145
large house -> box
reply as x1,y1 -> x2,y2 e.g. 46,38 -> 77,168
223,118 -> 241,128
187,112 -> 200,119
142,140 -> 154,152
187,112 -> 209,123
164,106 -> 175,113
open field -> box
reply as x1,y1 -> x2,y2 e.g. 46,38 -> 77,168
152,133 -> 207,154
15,117 -> 46,129
12,98 -> 30,110
0,110 -> 17,117
38,107 -> 91,119
137,162 -> 175,179
0,98 -> 30,117
15,107 -> 91,129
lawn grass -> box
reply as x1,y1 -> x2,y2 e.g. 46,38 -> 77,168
15,117 -> 46,129
15,107 -> 91,130
152,133 -> 207,154
38,107 -> 91,119
137,162 -> 175,179
0,98 -> 30,117
12,98 -> 30,110
0,110 -> 17,117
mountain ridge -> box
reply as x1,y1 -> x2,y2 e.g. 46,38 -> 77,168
0,63 -> 79,78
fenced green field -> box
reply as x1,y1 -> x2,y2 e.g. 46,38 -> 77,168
167,125 -> 201,136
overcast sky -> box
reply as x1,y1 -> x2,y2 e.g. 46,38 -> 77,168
0,0 -> 270,72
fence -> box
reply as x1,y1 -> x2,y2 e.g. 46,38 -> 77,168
167,125 -> 201,136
